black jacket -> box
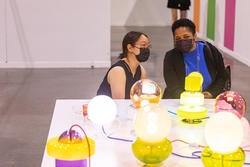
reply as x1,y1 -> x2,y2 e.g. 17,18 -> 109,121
163,42 -> 226,99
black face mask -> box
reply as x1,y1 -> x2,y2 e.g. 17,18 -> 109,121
135,48 -> 150,62
175,39 -> 194,54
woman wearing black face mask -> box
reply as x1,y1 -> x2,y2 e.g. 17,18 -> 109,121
97,31 -> 151,99
163,19 -> 227,99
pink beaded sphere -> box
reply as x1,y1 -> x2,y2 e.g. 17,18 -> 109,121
215,91 -> 246,119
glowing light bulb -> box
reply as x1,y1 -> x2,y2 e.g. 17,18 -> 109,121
204,112 -> 243,154
241,117 -> 249,145
88,95 -> 117,124
134,103 -> 171,143
147,123 -> 158,134
185,72 -> 203,92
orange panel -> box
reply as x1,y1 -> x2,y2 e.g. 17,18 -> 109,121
193,0 -> 200,32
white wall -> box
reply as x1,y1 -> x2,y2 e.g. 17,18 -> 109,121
0,0 -> 110,68
111,0 -> 172,26
0,0 -> 7,63
188,0 -> 250,67
234,0 -> 250,66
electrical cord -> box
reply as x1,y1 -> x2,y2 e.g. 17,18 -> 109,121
102,127 -> 250,165
171,152 -> 201,159
101,112 -> 250,165
70,124 -> 91,167
102,125 -> 134,142
171,139 -> 250,165
168,110 -> 177,115
171,139 -> 206,148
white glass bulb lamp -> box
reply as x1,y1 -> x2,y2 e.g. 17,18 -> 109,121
201,112 -> 245,167
132,103 -> 172,165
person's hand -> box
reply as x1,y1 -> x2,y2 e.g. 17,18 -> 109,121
203,91 -> 213,98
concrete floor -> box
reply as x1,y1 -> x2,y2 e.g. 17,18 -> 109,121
0,26 -> 250,166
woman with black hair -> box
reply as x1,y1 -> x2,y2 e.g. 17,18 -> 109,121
97,31 -> 151,99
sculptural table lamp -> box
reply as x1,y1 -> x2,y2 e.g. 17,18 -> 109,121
177,72 -> 207,123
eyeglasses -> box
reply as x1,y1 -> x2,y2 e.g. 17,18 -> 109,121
134,44 -> 152,49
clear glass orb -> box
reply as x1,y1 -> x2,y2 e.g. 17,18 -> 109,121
130,79 -> 161,108
215,91 -> 246,119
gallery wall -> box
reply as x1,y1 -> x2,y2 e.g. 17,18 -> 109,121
0,0 -> 111,68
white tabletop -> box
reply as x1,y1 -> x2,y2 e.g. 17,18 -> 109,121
41,99 -> 250,167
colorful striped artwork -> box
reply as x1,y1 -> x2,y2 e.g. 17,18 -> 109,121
224,0 -> 236,51
207,0 -> 216,40
193,0 -> 200,32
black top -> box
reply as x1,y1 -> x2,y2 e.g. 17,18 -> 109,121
97,60 -> 141,99
163,41 -> 227,99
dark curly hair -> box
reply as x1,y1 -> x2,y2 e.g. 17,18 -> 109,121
172,18 -> 196,36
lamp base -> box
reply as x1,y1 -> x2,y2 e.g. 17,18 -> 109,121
201,146 -> 245,167
177,105 -> 207,122
181,118 -> 202,124
132,138 -> 172,165
55,159 -> 87,167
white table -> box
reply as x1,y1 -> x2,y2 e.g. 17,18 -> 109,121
41,99 -> 250,167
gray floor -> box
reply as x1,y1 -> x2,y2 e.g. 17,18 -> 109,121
0,26 -> 249,166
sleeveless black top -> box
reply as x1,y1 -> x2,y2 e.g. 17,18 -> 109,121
97,60 -> 141,99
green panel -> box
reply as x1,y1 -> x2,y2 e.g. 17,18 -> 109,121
207,0 -> 216,40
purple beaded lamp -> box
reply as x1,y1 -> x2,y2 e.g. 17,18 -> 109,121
47,128 -> 95,167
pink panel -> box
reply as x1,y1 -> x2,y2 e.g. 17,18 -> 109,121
224,0 -> 236,51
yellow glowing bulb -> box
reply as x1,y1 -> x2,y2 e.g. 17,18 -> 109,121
185,72 -> 203,91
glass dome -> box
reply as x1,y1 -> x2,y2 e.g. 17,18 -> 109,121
215,91 -> 246,119
130,79 -> 161,108
58,130 -> 83,144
